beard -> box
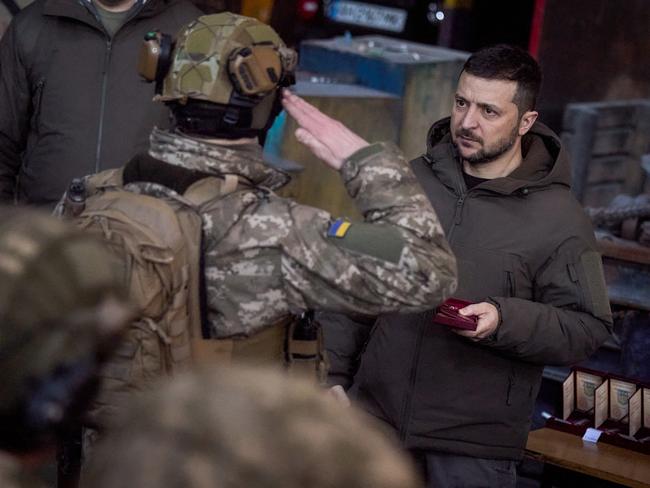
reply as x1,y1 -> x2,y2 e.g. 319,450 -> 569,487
454,124 -> 518,165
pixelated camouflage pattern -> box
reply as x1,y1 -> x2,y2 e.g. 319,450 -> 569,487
0,208 -> 128,411
0,453 -> 43,488
149,128 -> 290,189
145,129 -> 457,338
159,12 -> 284,106
84,367 -> 422,488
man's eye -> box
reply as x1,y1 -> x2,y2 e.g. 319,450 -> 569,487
455,99 -> 466,107
484,107 -> 497,116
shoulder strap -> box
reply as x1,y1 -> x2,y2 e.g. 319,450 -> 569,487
86,168 -> 124,194
182,174 -> 241,207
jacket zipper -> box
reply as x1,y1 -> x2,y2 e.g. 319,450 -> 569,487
398,321 -> 426,443
95,38 -> 112,173
88,0 -> 146,173
445,189 -> 467,243
444,160 -> 469,243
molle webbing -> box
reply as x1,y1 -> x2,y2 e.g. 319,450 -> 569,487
191,315 -> 328,384
190,316 -> 293,366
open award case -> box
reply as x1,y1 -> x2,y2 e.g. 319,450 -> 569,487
594,376 -> 650,453
628,387 -> 650,444
546,367 -> 650,454
546,367 -> 605,434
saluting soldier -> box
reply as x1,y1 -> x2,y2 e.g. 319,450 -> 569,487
58,12 -> 457,439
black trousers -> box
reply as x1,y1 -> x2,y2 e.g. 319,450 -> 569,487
410,450 -> 517,488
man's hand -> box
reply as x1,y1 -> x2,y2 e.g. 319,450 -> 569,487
453,302 -> 500,341
281,89 -> 369,170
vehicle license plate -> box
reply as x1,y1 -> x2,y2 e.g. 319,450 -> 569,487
326,0 -> 407,33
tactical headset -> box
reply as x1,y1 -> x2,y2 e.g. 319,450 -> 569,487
137,30 -> 297,100
138,31 -> 174,94
136,18 -> 298,139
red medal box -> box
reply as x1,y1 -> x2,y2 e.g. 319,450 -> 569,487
433,298 -> 478,331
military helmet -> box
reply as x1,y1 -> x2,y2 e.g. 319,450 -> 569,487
0,208 -> 132,453
138,12 -> 297,137
85,367 -> 422,488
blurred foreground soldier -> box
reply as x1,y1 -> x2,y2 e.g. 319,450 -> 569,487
84,367 -> 423,488
58,12 -> 456,437
0,208 -> 132,487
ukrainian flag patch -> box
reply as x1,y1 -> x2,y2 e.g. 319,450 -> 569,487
328,218 -> 352,238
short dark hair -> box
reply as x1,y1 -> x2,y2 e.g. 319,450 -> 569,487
461,44 -> 542,114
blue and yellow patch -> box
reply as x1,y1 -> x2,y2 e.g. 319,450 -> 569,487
327,218 -> 352,238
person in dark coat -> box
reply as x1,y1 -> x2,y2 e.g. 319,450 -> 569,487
0,0 -> 201,207
323,44 -> 613,488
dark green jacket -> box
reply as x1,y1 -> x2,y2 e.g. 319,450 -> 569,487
0,0 -> 201,206
324,118 -> 613,460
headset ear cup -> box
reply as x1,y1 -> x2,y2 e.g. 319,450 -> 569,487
228,47 -> 252,96
228,45 -> 283,97
156,33 -> 174,83
138,31 -> 173,92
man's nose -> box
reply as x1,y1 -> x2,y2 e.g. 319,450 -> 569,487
460,107 -> 479,129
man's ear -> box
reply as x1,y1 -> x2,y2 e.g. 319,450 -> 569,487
518,110 -> 538,136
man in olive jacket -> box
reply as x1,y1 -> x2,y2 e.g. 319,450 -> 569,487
0,0 -> 201,207
323,45 -> 612,487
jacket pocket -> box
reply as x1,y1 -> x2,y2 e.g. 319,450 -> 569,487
22,78 -> 46,170
503,253 -> 535,300
566,262 -> 585,310
453,244 -> 532,301
506,365 -> 516,406
504,270 -> 516,297
30,78 -> 46,134
506,363 -> 541,421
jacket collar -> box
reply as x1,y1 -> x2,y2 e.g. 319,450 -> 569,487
43,0 -> 164,27
423,117 -> 570,196
148,128 -> 291,191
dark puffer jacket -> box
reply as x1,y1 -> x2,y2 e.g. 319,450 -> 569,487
0,0 -> 202,206
324,118 -> 612,460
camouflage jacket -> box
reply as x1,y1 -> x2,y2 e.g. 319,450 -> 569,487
143,129 -> 457,338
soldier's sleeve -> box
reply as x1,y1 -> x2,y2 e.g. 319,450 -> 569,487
0,19 -> 30,203
280,142 -> 457,315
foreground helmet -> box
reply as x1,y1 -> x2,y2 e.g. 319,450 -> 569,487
138,12 -> 297,138
0,209 -> 132,453
85,367 -> 422,488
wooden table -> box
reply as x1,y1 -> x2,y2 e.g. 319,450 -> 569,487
525,428 -> 650,487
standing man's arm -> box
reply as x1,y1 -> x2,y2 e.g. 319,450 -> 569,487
0,20 -> 31,203
318,312 -> 376,390
456,236 -> 612,365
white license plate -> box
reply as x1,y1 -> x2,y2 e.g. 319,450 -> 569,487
326,1 -> 407,33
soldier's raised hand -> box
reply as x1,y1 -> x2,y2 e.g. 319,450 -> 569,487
281,89 -> 369,170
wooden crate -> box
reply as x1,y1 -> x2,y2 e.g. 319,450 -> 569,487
264,80 -> 400,220
561,100 -> 650,207
299,35 -> 468,160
